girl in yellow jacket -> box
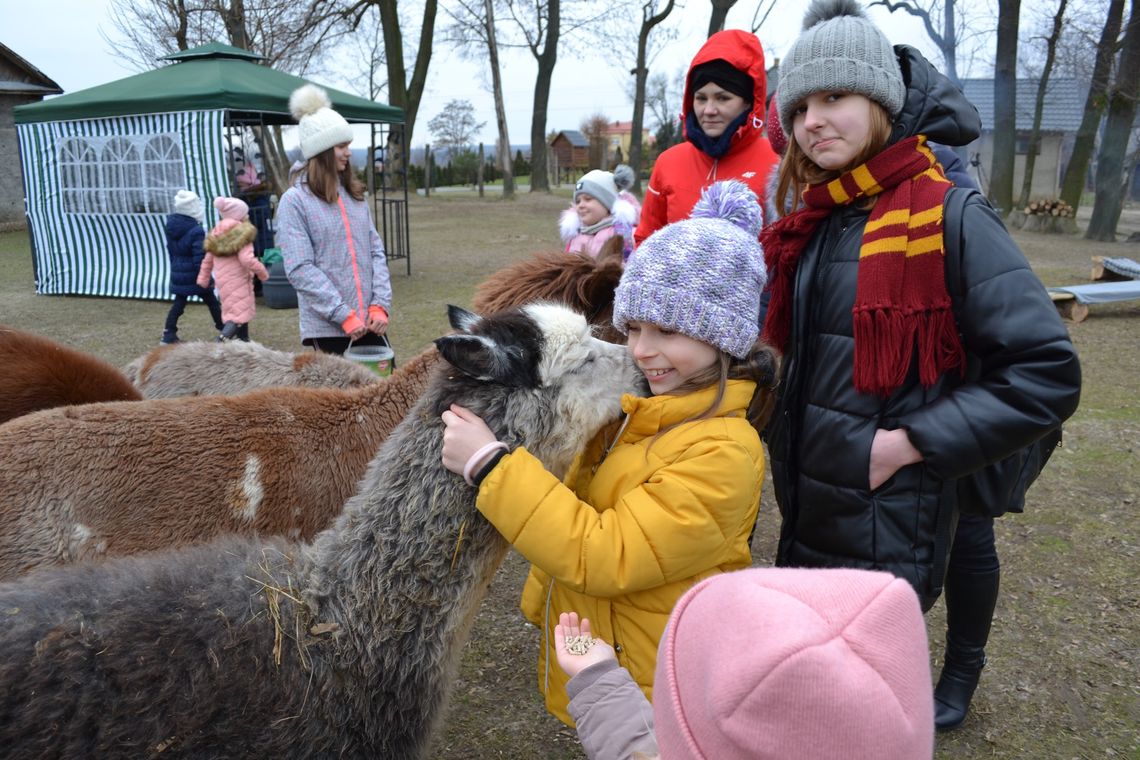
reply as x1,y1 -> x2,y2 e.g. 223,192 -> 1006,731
442,180 -> 777,725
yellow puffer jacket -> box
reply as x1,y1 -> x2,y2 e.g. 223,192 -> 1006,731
474,379 -> 765,725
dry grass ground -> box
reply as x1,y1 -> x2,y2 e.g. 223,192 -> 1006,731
0,192 -> 1137,759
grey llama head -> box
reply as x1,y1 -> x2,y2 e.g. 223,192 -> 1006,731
0,302 -> 644,759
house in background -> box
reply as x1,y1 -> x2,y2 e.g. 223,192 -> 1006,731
602,120 -> 652,165
549,129 -> 590,184
959,77 -> 1085,202
0,42 -> 61,230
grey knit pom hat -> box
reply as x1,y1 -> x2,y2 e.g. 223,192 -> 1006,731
777,0 -> 904,136
613,180 -> 766,359
575,169 -> 619,211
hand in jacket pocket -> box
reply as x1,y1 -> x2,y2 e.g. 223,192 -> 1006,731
869,428 -> 923,490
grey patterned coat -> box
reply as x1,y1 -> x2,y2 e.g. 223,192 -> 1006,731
276,174 -> 392,344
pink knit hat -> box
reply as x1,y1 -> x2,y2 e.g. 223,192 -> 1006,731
654,567 -> 934,760
213,196 -> 249,222
766,94 -> 786,156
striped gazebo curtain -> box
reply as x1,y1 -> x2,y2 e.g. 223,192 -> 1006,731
18,110 -> 230,299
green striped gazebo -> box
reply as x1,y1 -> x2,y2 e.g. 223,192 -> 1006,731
13,44 -> 405,300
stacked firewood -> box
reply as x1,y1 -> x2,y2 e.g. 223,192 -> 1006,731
1023,198 -> 1075,218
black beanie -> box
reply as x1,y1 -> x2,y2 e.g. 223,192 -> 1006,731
689,59 -> 754,102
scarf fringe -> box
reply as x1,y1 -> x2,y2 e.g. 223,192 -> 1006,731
853,307 -> 965,396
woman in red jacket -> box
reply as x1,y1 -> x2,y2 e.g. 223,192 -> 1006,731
633,29 -> 780,246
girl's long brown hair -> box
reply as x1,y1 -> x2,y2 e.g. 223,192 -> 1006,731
288,146 -> 365,204
774,98 -> 894,216
654,340 -> 781,440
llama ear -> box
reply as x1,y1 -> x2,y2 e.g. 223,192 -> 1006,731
447,304 -> 482,333
434,333 -> 509,383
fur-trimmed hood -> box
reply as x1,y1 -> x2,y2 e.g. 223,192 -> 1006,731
205,220 -> 258,257
559,198 -> 638,243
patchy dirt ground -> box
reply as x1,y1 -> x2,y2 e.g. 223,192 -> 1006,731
0,192 -> 1136,758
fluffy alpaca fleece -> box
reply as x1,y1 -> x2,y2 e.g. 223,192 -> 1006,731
0,326 -> 141,424
0,303 -> 644,759
0,347 -> 437,581
123,242 -> 626,400
474,237 -> 626,345
125,340 -> 382,398
0,249 -> 629,581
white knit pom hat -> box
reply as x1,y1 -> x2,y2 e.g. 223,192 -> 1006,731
172,189 -> 204,223
289,84 -> 354,160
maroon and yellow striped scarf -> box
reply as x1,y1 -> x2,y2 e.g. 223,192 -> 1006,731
761,135 -> 965,397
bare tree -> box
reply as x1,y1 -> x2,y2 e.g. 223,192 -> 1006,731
335,0 -> 437,191
105,0 -> 352,193
1017,0 -> 1069,210
989,0 -> 1021,214
708,0 -> 739,37
626,0 -> 677,194
499,1 -> 614,192
445,0 -> 514,197
427,99 -> 486,154
484,0 -> 515,198
871,0 -> 962,83
502,0 -> 559,193
106,0 -> 350,74
642,70 -> 685,159
1059,0 -> 1125,208
1086,0 -> 1140,240
580,113 -> 611,169
749,0 -> 780,34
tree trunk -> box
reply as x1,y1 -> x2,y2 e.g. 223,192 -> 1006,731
629,0 -> 675,195
220,0 -> 251,50
528,0 -> 559,193
1018,0 -> 1068,210
252,125 -> 288,195
1086,0 -> 1140,240
989,0 -> 1020,214
376,0 -> 437,190
707,0 -> 737,36
1059,0 -> 1124,210
484,0 -> 514,198
942,0 -> 958,84
478,143 -> 485,198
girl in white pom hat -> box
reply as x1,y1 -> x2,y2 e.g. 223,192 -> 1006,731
276,84 -> 393,354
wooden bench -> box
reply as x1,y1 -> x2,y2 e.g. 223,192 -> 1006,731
1050,291 -> 1089,322
1049,281 -> 1140,322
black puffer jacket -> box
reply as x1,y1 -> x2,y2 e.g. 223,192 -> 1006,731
767,46 -> 1082,606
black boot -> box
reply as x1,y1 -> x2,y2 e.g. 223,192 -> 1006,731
934,567 -> 1000,730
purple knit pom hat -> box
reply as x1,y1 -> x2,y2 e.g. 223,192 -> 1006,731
613,180 -> 766,359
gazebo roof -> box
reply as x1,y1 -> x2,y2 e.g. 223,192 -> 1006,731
13,42 -> 402,125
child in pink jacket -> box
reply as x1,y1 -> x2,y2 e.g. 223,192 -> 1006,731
197,196 -> 269,342
559,169 -> 637,260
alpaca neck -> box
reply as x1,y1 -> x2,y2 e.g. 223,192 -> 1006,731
300,391 -> 509,755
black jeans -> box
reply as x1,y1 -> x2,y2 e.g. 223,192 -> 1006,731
165,291 -> 223,333
949,513 -> 999,574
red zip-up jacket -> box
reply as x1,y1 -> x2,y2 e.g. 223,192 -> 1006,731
634,30 -> 780,246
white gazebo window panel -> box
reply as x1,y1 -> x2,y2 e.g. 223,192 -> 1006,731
101,137 -> 144,214
58,137 -> 99,214
143,135 -> 186,213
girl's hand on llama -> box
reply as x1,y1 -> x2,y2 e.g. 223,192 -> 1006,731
555,612 -> 616,678
440,404 -> 497,475
868,428 -> 924,490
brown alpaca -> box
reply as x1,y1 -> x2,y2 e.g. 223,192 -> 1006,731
0,247 -> 626,580
474,237 -> 625,344
0,326 -> 141,425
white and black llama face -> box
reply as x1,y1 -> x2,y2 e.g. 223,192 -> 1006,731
435,303 -> 646,478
